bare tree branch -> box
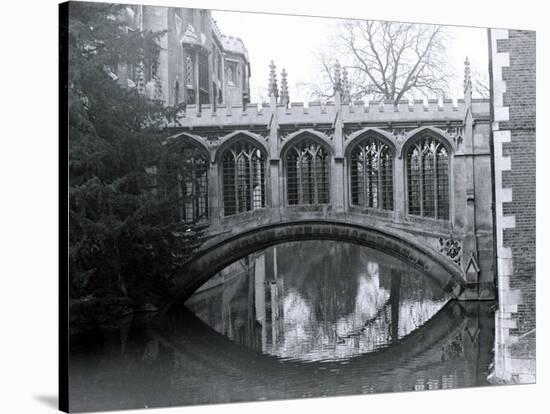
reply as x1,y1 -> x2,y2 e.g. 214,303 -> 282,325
313,20 -> 451,104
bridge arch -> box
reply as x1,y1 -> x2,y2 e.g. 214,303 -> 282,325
165,220 -> 465,311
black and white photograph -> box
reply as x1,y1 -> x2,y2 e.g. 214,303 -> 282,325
2,0 -> 543,413
57,1 -> 537,412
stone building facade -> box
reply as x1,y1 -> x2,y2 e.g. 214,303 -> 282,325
117,5 -> 250,108
164,61 -> 496,303
489,28 -> 536,383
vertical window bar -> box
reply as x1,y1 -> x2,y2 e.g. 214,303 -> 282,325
313,152 -> 319,204
287,151 -> 298,205
297,152 -> 303,205
351,154 -> 359,205
407,145 -> 421,216
434,144 -> 439,220
437,147 -> 449,219
234,152 -> 241,213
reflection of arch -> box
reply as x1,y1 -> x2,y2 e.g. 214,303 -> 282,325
283,132 -> 331,205
219,134 -> 267,216
167,220 -> 465,305
404,130 -> 451,220
73,301 -> 488,411
157,301 -> 480,396
163,134 -> 209,223
347,131 -> 395,211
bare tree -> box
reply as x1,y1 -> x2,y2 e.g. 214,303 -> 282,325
313,20 -> 451,103
472,69 -> 490,99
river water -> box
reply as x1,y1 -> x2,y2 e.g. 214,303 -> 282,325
69,240 -> 496,412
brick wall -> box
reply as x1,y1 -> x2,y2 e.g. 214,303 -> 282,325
492,30 -> 536,336
498,30 -> 536,335
489,28 -> 536,383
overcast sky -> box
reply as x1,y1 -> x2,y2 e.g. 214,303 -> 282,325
212,10 -> 489,103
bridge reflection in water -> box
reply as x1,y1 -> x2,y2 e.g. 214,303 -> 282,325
68,241 -> 495,412
187,241 -> 454,361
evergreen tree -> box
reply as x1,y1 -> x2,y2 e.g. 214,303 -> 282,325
67,2 -> 202,320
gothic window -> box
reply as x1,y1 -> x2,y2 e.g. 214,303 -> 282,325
198,53 -> 209,105
185,54 -> 194,88
198,53 -> 209,91
407,136 -> 449,220
143,58 -> 158,83
349,136 -> 393,210
285,138 -> 330,205
222,140 -> 266,216
165,140 -> 209,223
226,61 -> 239,86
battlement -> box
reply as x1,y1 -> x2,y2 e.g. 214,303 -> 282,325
177,98 -> 490,128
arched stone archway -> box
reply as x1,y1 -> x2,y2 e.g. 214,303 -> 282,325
164,220 -> 465,311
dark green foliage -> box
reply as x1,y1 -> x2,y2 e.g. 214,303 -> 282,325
68,2 -> 202,318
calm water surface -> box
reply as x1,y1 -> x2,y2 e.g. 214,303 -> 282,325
69,240 -> 495,412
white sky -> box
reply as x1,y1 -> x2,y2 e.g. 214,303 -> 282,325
212,10 -> 489,103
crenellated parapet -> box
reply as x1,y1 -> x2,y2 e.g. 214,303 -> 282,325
174,59 -> 490,131
176,98 -> 490,129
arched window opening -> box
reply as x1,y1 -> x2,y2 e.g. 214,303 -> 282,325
407,137 -> 449,220
350,136 -> 393,210
164,140 -> 209,224
286,138 -> 330,205
222,140 -> 266,216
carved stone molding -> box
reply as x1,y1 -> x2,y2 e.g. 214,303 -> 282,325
439,237 -> 462,267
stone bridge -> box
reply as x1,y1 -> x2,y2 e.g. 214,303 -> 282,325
163,65 -> 495,304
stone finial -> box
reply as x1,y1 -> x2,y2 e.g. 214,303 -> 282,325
280,68 -> 289,106
464,56 -> 472,107
342,66 -> 351,104
268,60 -> 279,99
464,57 -> 472,92
333,60 -> 342,93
